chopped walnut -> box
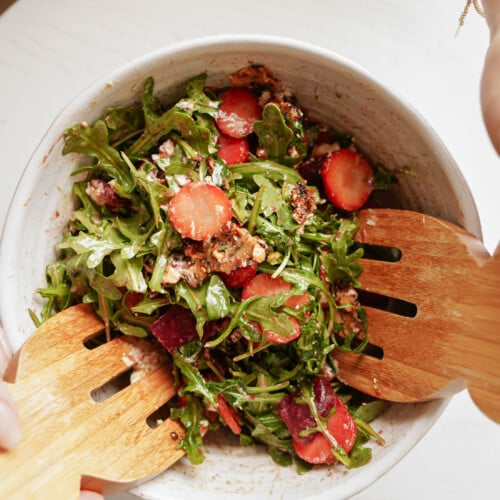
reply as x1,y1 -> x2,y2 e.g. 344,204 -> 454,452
161,222 -> 268,288
311,142 -> 341,158
163,242 -> 210,288
275,98 -> 303,124
204,222 -> 268,274
334,287 -> 364,338
229,65 -> 302,125
290,181 -> 317,225
229,64 -> 283,91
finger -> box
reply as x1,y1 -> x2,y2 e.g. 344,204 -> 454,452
481,0 -> 500,155
0,381 -> 22,450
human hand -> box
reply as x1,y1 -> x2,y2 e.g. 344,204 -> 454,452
1,376 -> 104,499
1,380 -> 105,499
0,380 -> 22,450
480,0 -> 500,154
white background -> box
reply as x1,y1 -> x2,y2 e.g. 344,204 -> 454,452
0,0 -> 498,499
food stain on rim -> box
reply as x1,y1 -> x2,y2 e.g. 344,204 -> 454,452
42,132 -> 64,165
23,193 -> 33,207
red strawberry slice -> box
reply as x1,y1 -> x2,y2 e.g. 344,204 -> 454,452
276,377 -> 357,464
216,393 -> 242,435
168,182 -> 232,240
320,149 -> 374,211
216,87 -> 262,138
241,273 -> 309,309
241,273 -> 308,344
218,262 -> 257,288
123,291 -> 146,316
263,316 -> 301,344
217,133 -> 249,165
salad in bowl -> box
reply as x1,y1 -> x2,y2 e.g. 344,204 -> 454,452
37,64 -> 390,472
0,36 -> 480,499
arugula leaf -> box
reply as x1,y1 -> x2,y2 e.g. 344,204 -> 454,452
170,393 -> 208,465
174,352 -> 218,406
109,253 -> 147,293
353,400 -> 387,423
205,275 -> 231,320
244,295 -> 299,340
229,160 -> 303,185
253,175 -> 295,228
105,103 -> 145,147
254,102 -> 307,165
128,295 -> 171,315
69,182 -> 102,234
319,217 -> 364,287
88,268 -> 123,301
127,76 -> 216,157
114,321 -> 149,338
344,435 -> 373,468
254,103 -> 293,159
180,73 -> 219,118
175,276 -> 232,337
63,120 -> 136,193
58,223 -> 125,269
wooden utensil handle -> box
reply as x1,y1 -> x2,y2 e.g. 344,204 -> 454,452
0,381 -> 81,499
465,243 -> 500,423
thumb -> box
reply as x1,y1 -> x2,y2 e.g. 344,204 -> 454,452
0,381 -> 22,450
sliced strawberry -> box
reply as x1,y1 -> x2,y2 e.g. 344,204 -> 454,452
218,262 -> 257,288
264,316 -> 301,344
241,273 -> 307,344
293,396 -> 357,464
122,291 -> 145,315
296,155 -> 325,191
217,393 -> 242,435
320,149 -> 374,211
284,294 -> 310,309
216,87 -> 262,138
276,377 -> 357,464
123,291 -> 144,309
217,133 -> 249,165
168,182 -> 232,240
241,273 -> 309,309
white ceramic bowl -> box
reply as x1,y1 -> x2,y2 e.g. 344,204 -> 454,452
0,35 -> 481,499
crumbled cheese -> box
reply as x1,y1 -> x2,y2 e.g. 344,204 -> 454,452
252,243 -> 267,263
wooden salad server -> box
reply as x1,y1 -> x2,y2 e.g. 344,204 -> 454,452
0,304 -> 185,499
334,208 -> 500,423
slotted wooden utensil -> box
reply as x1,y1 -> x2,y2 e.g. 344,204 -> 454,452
0,303 -> 185,499
333,208 -> 500,423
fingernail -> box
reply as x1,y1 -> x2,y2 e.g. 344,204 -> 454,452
0,382 -> 22,450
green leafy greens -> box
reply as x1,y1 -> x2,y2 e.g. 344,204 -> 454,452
39,71 -> 391,472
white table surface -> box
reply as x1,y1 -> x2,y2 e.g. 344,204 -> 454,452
0,0 -> 498,499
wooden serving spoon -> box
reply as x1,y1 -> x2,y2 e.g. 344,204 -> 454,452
0,303 -> 185,499
333,208 -> 500,423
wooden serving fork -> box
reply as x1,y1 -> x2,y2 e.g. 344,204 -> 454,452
0,304 -> 185,499
334,209 -> 500,423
